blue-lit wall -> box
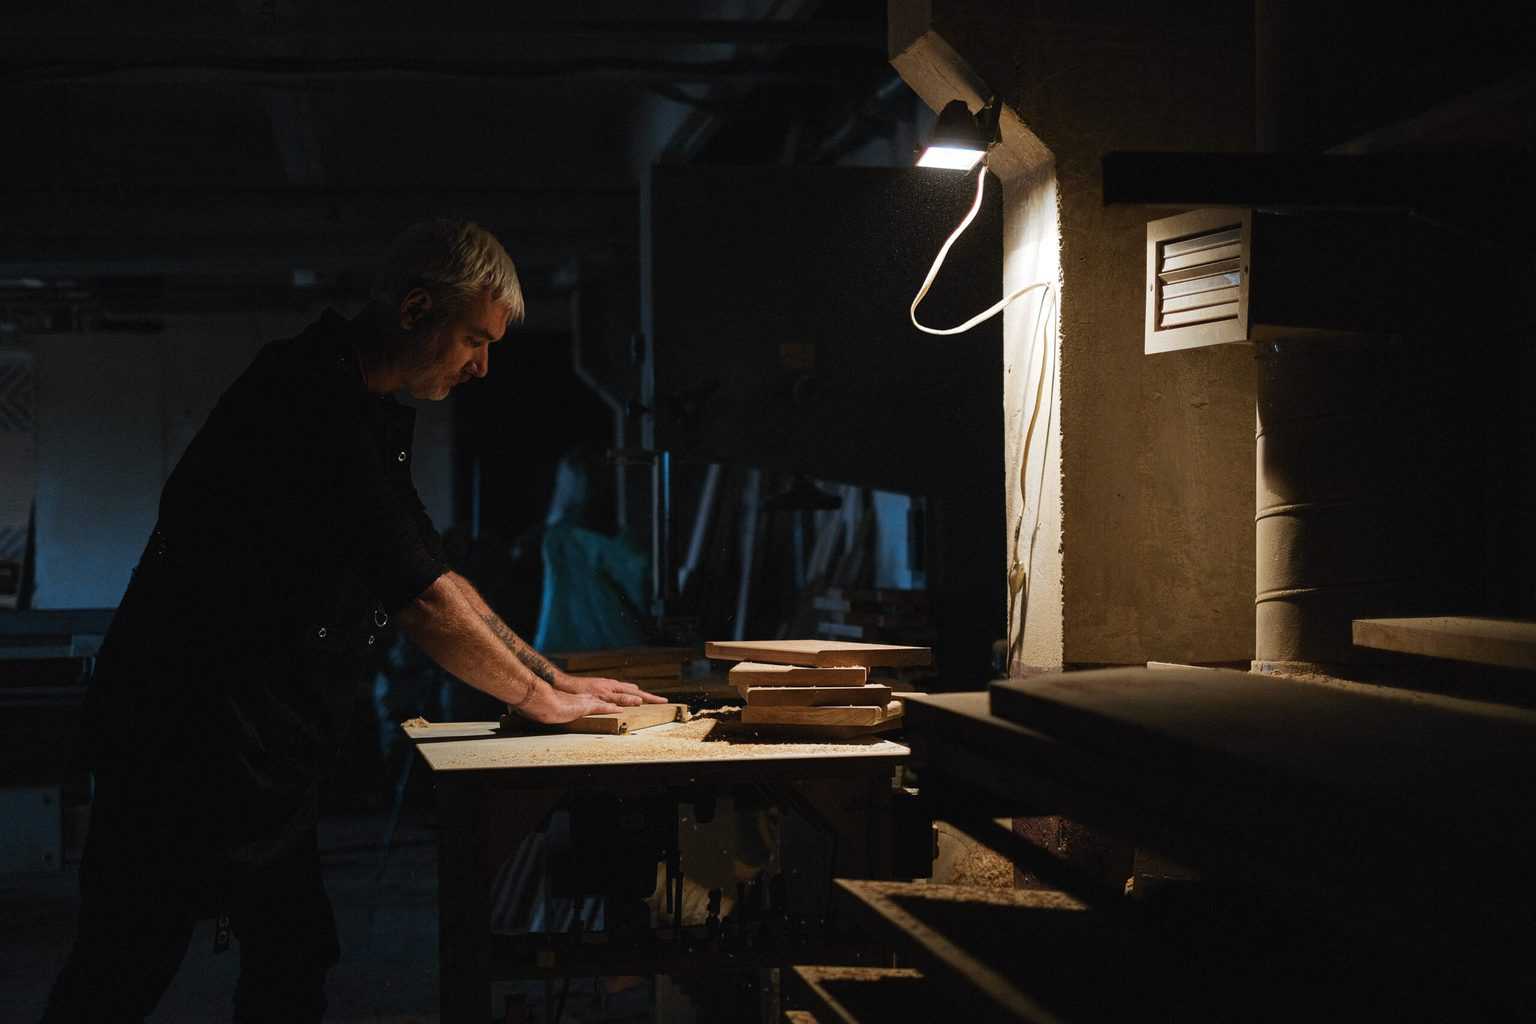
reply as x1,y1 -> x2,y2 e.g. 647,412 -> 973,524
24,313 -> 454,610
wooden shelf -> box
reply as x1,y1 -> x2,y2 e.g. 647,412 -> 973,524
1352,615 -> 1536,670
789,966 -> 934,1024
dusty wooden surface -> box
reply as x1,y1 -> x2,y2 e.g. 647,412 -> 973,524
407,709 -> 908,779
1352,615 -> 1536,670
706,639 -> 932,668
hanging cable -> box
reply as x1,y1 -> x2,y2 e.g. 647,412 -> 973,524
910,160 -> 1052,336
907,153 -> 1060,672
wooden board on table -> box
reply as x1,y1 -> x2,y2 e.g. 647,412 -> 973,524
740,700 -> 903,728
743,683 -> 894,708
564,703 -> 690,735
548,647 -> 697,672
706,640 -> 931,669
729,661 -> 869,687
1351,616 -> 1536,671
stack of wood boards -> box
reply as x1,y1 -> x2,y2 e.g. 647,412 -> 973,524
547,646 -> 697,685
708,640 -> 931,733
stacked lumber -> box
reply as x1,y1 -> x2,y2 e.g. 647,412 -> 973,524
709,640 -> 932,734
548,646 -> 697,685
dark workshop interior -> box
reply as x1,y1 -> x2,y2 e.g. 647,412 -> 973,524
3,1 -> 1536,1021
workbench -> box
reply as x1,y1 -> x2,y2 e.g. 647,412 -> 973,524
872,670 -> 1536,1020
407,714 -> 908,1023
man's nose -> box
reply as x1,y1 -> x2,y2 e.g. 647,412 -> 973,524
470,349 -> 489,378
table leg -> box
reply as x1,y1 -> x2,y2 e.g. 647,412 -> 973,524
438,780 -> 491,1024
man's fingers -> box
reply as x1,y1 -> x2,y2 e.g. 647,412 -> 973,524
606,681 -> 666,703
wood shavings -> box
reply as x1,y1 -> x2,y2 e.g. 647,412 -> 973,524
401,716 -> 430,728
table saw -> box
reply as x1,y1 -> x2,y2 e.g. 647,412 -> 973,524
406,711 -> 911,1023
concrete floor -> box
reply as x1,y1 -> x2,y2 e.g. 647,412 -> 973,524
3,810 -> 444,1022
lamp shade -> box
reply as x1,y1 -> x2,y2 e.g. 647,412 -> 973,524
917,99 -> 987,170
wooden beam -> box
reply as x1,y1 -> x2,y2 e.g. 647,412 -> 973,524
1352,616 -> 1536,671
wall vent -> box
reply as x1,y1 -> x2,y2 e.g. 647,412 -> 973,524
1144,207 -> 1451,355
1145,208 -> 1250,353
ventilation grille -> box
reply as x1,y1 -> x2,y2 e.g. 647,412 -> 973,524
1155,224 -> 1242,329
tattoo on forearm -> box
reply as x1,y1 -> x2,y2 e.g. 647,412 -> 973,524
480,613 -> 559,684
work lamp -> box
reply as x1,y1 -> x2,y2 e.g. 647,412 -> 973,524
916,99 -> 993,170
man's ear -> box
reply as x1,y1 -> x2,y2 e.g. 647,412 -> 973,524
399,288 -> 433,331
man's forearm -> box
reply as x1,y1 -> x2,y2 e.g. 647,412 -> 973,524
443,571 -> 563,685
398,573 -> 547,707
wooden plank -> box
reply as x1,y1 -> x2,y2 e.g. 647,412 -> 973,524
790,966 -> 934,1024
547,646 -> 697,671
989,667 -> 1536,803
835,880 -> 1088,1023
740,701 -> 903,727
563,703 -> 688,735
1352,615 -> 1536,671
706,639 -> 932,668
743,683 -> 894,707
730,662 -> 869,687
401,719 -> 500,742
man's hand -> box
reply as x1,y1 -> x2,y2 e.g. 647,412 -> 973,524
519,685 -> 626,725
554,673 -> 668,707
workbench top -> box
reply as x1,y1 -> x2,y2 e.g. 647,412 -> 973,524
405,711 -> 909,785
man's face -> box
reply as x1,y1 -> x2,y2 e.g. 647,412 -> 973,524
402,288 -> 513,401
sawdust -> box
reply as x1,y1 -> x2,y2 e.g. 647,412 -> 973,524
401,716 -> 430,729
423,707 -> 905,771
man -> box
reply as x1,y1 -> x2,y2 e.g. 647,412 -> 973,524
42,219 -> 664,1022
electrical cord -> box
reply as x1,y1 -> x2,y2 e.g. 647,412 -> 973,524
905,157 -> 1060,671
909,160 -> 1053,336
1008,282 -> 1058,673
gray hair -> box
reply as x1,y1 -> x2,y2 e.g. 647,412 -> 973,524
371,219 -> 524,326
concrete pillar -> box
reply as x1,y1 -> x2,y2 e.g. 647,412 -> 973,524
890,0 -> 1256,672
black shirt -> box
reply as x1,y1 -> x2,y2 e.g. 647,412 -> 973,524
84,309 -> 448,858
